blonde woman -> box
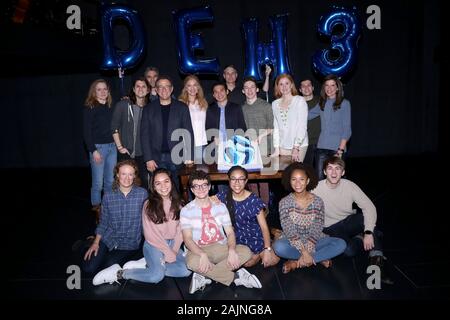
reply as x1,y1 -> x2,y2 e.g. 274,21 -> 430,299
179,75 -> 208,163
271,74 -> 308,162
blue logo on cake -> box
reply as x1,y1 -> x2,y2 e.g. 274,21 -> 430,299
223,135 -> 255,165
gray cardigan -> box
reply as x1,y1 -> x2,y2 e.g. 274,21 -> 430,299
111,100 -> 143,156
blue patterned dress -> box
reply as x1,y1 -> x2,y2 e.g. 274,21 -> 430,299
217,191 -> 266,254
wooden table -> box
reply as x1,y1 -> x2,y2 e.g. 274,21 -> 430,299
178,156 -> 292,201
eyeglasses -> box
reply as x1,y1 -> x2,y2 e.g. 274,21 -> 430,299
191,183 -> 210,190
230,177 -> 246,183
156,85 -> 172,90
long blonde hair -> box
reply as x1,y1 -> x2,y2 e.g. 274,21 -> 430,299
178,75 -> 208,110
273,73 -> 298,99
84,79 -> 112,108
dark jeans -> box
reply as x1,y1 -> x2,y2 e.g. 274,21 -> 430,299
303,143 -> 317,168
155,152 -> 181,192
117,153 -> 149,191
315,148 -> 344,180
81,241 -> 140,275
322,211 -> 383,257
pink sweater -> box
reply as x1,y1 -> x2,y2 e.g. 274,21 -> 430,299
142,201 -> 183,263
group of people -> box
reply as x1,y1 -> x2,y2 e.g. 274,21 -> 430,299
80,64 -> 392,293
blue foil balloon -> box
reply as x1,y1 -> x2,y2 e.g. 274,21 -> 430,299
242,14 -> 292,81
224,135 -> 255,166
312,7 -> 361,78
100,4 -> 146,70
172,6 -> 220,75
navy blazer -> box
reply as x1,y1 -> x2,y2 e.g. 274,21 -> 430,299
141,99 -> 194,163
205,101 -> 247,142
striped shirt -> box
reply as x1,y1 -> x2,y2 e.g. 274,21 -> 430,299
180,200 -> 232,246
279,193 -> 326,253
96,186 -> 148,250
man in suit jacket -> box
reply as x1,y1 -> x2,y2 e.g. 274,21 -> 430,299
141,75 -> 194,190
206,82 -> 247,146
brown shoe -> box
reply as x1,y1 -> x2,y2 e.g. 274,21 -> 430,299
282,260 -> 298,274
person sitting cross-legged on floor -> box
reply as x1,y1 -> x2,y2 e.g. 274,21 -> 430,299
92,168 -> 191,285
216,165 -> 280,268
180,170 -> 262,294
273,162 -> 346,273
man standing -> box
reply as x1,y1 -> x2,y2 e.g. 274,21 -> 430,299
144,66 -> 159,102
140,76 -> 194,190
299,79 -> 320,167
206,82 -> 247,147
222,65 -> 245,105
180,170 -> 262,294
313,156 -> 393,285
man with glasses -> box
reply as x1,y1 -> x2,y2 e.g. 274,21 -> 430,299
180,170 -> 262,294
141,76 -> 194,191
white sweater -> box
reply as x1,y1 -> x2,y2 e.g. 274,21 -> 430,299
312,179 -> 377,232
272,95 -> 308,149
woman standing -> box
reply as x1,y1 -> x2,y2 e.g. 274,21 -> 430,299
308,74 -> 352,180
91,168 -> 191,285
111,77 -> 150,190
83,160 -> 148,277
271,74 -> 308,162
217,166 -> 279,268
178,75 -> 208,164
273,162 -> 346,273
83,79 -> 117,221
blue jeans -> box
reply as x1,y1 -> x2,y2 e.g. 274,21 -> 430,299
273,237 -> 346,262
122,240 -> 191,283
89,143 -> 117,205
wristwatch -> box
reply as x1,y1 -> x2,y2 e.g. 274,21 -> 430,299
364,230 -> 373,235
264,247 -> 272,252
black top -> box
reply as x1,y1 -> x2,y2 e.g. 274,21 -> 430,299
160,103 -> 171,153
83,103 -> 114,153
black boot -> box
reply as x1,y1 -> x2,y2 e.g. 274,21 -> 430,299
369,255 -> 394,285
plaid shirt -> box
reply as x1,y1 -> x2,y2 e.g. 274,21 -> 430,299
96,186 -> 148,250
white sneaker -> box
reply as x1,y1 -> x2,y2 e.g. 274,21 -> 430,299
189,272 -> 212,294
123,257 -> 146,269
92,264 -> 122,286
234,268 -> 262,289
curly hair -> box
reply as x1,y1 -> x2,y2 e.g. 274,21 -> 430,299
112,160 -> 141,191
188,170 -> 211,188
281,162 -> 318,192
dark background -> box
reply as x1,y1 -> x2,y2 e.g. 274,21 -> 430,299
0,0 -> 445,168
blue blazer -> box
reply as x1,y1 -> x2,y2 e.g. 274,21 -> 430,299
141,99 -> 194,163
205,101 -> 247,143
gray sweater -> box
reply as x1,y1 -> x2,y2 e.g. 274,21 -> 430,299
242,98 -> 274,156
309,98 -> 352,151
